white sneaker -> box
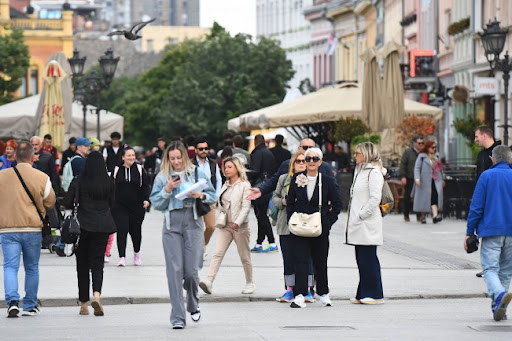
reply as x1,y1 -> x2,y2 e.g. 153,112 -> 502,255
319,293 -> 332,307
290,294 -> 306,308
241,282 -> 255,294
360,297 -> 384,305
64,244 -> 74,257
117,257 -> 126,267
104,255 -> 110,263
203,251 -> 207,261
199,279 -> 212,294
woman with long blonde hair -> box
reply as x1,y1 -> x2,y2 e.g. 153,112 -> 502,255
150,141 -> 216,329
346,142 -> 385,305
199,156 -> 254,295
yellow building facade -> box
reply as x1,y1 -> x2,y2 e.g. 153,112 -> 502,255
141,26 -> 210,53
0,0 -> 73,97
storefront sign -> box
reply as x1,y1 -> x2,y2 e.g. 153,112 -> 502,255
474,77 -> 498,96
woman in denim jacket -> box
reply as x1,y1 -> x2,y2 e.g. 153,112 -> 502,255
150,141 -> 216,330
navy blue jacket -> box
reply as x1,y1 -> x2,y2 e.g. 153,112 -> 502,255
286,171 -> 342,230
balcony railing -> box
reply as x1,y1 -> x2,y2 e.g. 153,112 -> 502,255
0,19 -> 64,31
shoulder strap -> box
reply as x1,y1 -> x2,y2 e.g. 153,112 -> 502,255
194,166 -> 198,182
13,166 -> 45,225
137,164 -> 143,187
318,173 -> 322,210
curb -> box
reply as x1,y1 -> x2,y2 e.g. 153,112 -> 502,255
0,293 -> 488,308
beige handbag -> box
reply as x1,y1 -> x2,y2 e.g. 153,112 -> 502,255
288,173 -> 322,237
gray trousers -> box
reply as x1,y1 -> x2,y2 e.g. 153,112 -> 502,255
163,208 -> 204,326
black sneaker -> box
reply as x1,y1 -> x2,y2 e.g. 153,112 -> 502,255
21,307 -> 40,316
7,301 -> 19,318
433,216 -> 442,224
190,309 -> 201,323
55,246 -> 66,257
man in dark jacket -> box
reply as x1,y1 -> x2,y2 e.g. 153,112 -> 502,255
30,136 -> 59,189
249,134 -> 277,253
60,137 -> 76,175
399,135 -> 424,222
269,134 -> 291,166
475,125 -> 502,182
103,131 -> 122,174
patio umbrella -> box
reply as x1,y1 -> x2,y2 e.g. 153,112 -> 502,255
382,41 -> 405,128
229,84 -> 442,132
360,47 -> 382,132
36,52 -> 73,151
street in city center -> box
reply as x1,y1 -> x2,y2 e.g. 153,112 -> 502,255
1,210 -> 510,339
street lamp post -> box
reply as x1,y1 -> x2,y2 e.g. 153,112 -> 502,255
479,18 -> 510,144
68,49 -> 88,136
68,48 -> 119,140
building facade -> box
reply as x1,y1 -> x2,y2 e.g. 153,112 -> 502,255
256,0 -> 313,90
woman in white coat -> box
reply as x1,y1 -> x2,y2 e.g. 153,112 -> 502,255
346,142 -> 385,305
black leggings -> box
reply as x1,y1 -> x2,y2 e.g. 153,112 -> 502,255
430,180 -> 438,206
76,229 -> 109,302
112,206 -> 144,258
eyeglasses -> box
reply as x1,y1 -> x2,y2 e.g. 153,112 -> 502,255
197,147 -> 208,151
295,159 -> 306,164
305,156 -> 321,162
301,145 -> 314,150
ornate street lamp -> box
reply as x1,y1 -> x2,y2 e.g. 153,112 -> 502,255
479,18 -> 511,145
68,48 -> 120,141
68,49 -> 88,135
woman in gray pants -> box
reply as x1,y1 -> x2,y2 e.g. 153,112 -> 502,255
150,141 -> 216,329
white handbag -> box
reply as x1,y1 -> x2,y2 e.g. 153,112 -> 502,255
288,173 -> 322,237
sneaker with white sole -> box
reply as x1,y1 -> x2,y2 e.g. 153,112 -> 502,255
319,293 -> 332,307
21,307 -> 40,316
350,298 -> 362,304
117,257 -> 125,267
104,255 -> 110,263
191,309 -> 201,322
199,279 -> 212,294
290,294 -> 306,308
241,282 -> 255,294
172,323 -> 184,329
360,297 -> 384,305
7,301 -> 19,318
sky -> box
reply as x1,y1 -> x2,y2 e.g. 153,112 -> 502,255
200,0 -> 256,37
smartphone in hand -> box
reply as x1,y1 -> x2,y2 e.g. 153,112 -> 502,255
172,175 -> 180,181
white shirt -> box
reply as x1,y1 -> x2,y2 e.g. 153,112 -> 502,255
196,156 -> 222,196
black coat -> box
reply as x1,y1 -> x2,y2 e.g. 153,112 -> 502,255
286,171 -> 342,230
34,150 -> 59,188
269,145 -> 291,167
64,177 -> 117,234
249,143 -> 276,185
476,140 -> 501,182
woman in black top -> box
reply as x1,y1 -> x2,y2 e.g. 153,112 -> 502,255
111,147 -> 151,266
64,151 -> 116,316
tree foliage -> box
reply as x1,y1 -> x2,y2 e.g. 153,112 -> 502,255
329,116 -> 371,152
101,23 -> 294,148
395,115 -> 438,146
453,115 -> 483,147
0,26 -> 30,104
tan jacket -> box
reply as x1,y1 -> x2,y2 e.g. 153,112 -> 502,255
0,163 -> 56,233
218,179 -> 251,227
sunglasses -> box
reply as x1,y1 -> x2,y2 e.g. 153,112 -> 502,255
301,146 -> 314,150
305,156 -> 321,163
417,142 -> 424,145
295,159 -> 306,164
197,147 -> 208,151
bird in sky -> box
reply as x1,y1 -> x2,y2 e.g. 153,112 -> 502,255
107,17 -> 156,40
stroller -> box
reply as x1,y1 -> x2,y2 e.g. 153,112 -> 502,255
42,198 -> 65,252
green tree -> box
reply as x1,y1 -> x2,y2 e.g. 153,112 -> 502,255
329,116 -> 371,152
101,23 -> 294,148
0,26 -> 30,104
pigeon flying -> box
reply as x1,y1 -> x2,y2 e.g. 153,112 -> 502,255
107,17 -> 156,40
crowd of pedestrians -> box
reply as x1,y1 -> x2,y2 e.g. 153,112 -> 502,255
1,125 -> 511,325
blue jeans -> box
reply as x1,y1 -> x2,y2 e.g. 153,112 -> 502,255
481,236 -> 512,309
1,232 -> 42,309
